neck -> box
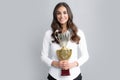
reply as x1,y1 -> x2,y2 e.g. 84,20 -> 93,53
61,24 -> 67,33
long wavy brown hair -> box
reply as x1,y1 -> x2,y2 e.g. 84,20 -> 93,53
51,2 -> 80,44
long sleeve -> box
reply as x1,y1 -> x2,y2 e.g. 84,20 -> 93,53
77,30 -> 89,67
41,30 -> 53,67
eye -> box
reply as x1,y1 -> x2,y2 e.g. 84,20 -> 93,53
63,11 -> 67,14
56,11 -> 61,15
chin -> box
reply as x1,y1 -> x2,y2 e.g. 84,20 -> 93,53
60,22 -> 67,25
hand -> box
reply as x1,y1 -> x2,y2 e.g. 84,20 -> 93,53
59,60 -> 78,70
51,60 -> 68,68
51,60 -> 78,69
59,60 -> 68,69
51,61 -> 59,68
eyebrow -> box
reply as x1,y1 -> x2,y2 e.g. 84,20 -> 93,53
56,10 -> 67,13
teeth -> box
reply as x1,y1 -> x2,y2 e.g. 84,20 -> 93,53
60,19 -> 64,20
60,19 -> 65,21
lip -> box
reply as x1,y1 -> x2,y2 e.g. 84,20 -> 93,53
59,18 -> 66,21
60,19 -> 65,22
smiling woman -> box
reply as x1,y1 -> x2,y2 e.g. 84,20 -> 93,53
41,2 -> 89,80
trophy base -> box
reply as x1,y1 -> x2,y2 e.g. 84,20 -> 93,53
61,69 -> 70,76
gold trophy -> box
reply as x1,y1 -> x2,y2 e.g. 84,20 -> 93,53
55,30 -> 72,76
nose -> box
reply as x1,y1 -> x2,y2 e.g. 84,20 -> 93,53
61,13 -> 64,18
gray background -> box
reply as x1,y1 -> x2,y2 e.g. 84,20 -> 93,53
0,0 -> 120,80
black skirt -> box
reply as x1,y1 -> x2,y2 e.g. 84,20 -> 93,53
47,73 -> 82,80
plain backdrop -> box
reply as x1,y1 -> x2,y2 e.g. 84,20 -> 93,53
0,0 -> 120,80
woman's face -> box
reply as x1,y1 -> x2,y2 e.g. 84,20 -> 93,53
56,6 -> 69,25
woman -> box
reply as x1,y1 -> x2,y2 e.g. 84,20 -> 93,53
41,2 -> 89,80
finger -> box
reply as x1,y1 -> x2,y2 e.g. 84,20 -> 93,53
58,61 -> 64,68
63,66 -> 69,70
64,60 -> 68,63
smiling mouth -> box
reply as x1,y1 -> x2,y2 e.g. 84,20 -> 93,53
60,19 -> 66,21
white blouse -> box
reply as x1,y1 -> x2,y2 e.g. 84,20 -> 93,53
41,29 -> 89,80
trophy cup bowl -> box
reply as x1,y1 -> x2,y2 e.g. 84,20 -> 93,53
56,47 -> 72,61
